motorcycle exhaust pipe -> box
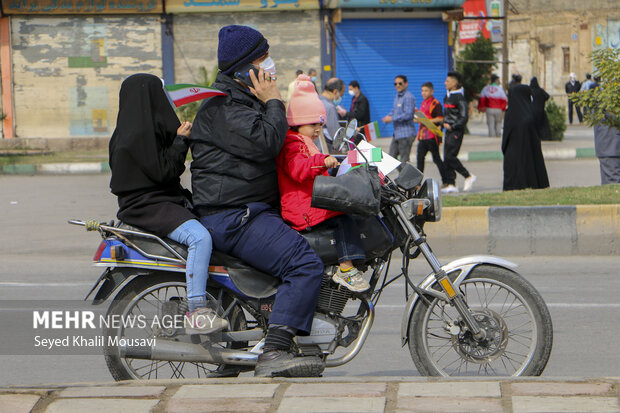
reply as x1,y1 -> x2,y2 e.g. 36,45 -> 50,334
120,339 -> 259,366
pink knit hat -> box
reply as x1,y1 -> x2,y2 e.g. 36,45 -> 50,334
286,75 -> 326,126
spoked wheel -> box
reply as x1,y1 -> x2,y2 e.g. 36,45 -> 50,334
103,274 -> 247,381
409,265 -> 553,377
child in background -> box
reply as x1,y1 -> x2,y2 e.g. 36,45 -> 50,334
416,82 -> 447,185
276,75 -> 370,293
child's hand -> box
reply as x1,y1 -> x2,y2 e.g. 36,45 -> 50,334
324,156 -> 340,168
177,121 -> 192,137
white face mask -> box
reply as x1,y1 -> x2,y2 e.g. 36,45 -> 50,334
259,57 -> 277,76
348,90 -> 355,96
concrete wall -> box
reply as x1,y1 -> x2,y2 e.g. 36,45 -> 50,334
505,6 -> 620,104
11,16 -> 162,139
424,205 -> 620,256
172,11 -> 322,101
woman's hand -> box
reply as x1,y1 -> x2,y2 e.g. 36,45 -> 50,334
177,121 -> 192,137
324,156 -> 340,168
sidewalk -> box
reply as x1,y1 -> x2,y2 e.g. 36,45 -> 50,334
0,122 -> 595,175
1,377 -> 618,413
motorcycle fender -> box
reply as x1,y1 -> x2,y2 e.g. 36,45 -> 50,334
400,255 -> 518,346
87,267 -> 150,305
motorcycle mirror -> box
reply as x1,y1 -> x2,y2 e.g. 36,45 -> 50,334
345,119 -> 358,139
332,127 -> 347,152
395,162 -> 424,191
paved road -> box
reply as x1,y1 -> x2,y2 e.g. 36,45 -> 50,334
0,172 -> 616,385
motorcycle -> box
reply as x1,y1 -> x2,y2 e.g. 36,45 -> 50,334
69,119 -> 553,380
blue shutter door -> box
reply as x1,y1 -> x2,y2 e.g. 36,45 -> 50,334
335,18 -> 449,138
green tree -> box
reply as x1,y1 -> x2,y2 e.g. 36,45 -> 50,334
545,100 -> 567,141
175,65 -> 219,122
570,48 -> 620,129
456,33 -> 497,103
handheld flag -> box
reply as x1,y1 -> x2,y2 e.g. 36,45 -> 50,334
414,111 -> 443,138
347,147 -> 383,164
362,121 -> 381,141
165,84 -> 227,107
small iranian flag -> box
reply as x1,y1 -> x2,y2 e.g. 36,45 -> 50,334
165,84 -> 227,107
363,121 -> 381,141
347,147 -> 383,164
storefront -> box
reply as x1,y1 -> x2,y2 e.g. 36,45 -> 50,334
324,0 -> 465,137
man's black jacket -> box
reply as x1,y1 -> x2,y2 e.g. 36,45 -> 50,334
443,89 -> 468,132
347,92 -> 371,126
189,72 -> 288,212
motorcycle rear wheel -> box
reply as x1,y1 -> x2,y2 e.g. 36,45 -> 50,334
103,273 -> 247,381
409,265 -> 553,377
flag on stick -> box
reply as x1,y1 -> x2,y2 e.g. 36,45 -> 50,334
347,147 -> 383,164
363,121 -> 381,141
165,84 -> 227,107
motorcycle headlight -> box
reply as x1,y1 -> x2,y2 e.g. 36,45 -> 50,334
418,178 -> 442,222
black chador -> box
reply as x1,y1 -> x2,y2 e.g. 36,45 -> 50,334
501,84 -> 550,191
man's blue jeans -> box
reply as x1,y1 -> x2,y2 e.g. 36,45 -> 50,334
199,203 -> 323,335
167,219 -> 213,312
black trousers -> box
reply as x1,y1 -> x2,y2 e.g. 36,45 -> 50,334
567,99 -> 583,124
443,130 -> 470,185
416,139 -> 447,184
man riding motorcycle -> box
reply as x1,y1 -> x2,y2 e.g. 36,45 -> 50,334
189,25 -> 325,378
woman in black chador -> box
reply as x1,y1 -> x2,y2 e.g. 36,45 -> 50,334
529,77 -> 552,141
501,84 -> 550,191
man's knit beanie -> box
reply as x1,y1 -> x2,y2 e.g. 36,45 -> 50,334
218,25 -> 269,76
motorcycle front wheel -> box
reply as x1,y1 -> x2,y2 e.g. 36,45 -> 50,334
409,265 -> 553,377
103,273 -> 247,381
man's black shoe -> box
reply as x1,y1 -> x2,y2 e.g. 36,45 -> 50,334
254,350 -> 324,377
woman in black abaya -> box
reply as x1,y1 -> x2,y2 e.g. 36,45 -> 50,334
501,84 -> 550,191
109,74 -> 226,333
530,77 -> 552,141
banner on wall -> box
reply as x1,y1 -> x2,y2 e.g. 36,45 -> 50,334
459,0 -> 503,44
327,0 -> 465,8
1,0 -> 163,14
166,0 -> 318,13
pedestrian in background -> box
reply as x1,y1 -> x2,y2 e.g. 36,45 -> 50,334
580,73 -> 594,92
319,78 -> 346,145
507,73 -> 522,97
501,84 -> 549,191
565,73 -> 583,124
287,69 -> 303,102
593,115 -> 620,184
415,82 -> 446,185
530,77 -> 552,141
442,71 -> 475,193
477,74 -> 507,137
382,75 -> 416,163
345,80 -> 370,126
308,68 -> 318,92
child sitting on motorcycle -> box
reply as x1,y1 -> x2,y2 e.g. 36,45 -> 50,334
276,75 -> 370,292
109,73 -> 227,334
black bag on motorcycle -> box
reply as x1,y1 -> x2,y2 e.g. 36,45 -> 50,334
311,165 -> 381,217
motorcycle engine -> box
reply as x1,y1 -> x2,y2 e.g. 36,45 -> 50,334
296,313 -> 339,351
316,275 -> 353,315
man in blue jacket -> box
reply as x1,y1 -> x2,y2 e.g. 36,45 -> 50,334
190,25 -> 324,377
383,75 -> 416,163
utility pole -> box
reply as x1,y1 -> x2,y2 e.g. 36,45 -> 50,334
502,0 -> 509,88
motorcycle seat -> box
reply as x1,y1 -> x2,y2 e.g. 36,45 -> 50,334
115,222 -> 279,298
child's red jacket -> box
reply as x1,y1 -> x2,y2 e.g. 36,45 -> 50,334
276,130 -> 342,231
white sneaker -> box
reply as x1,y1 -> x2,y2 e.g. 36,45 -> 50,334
463,175 -> 477,192
441,184 -> 458,194
185,308 -> 229,335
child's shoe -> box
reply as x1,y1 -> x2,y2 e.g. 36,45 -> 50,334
332,267 -> 370,292
185,307 -> 229,335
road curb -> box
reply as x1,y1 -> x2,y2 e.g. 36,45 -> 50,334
1,162 -> 110,175
458,147 -> 596,162
425,204 -> 620,256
